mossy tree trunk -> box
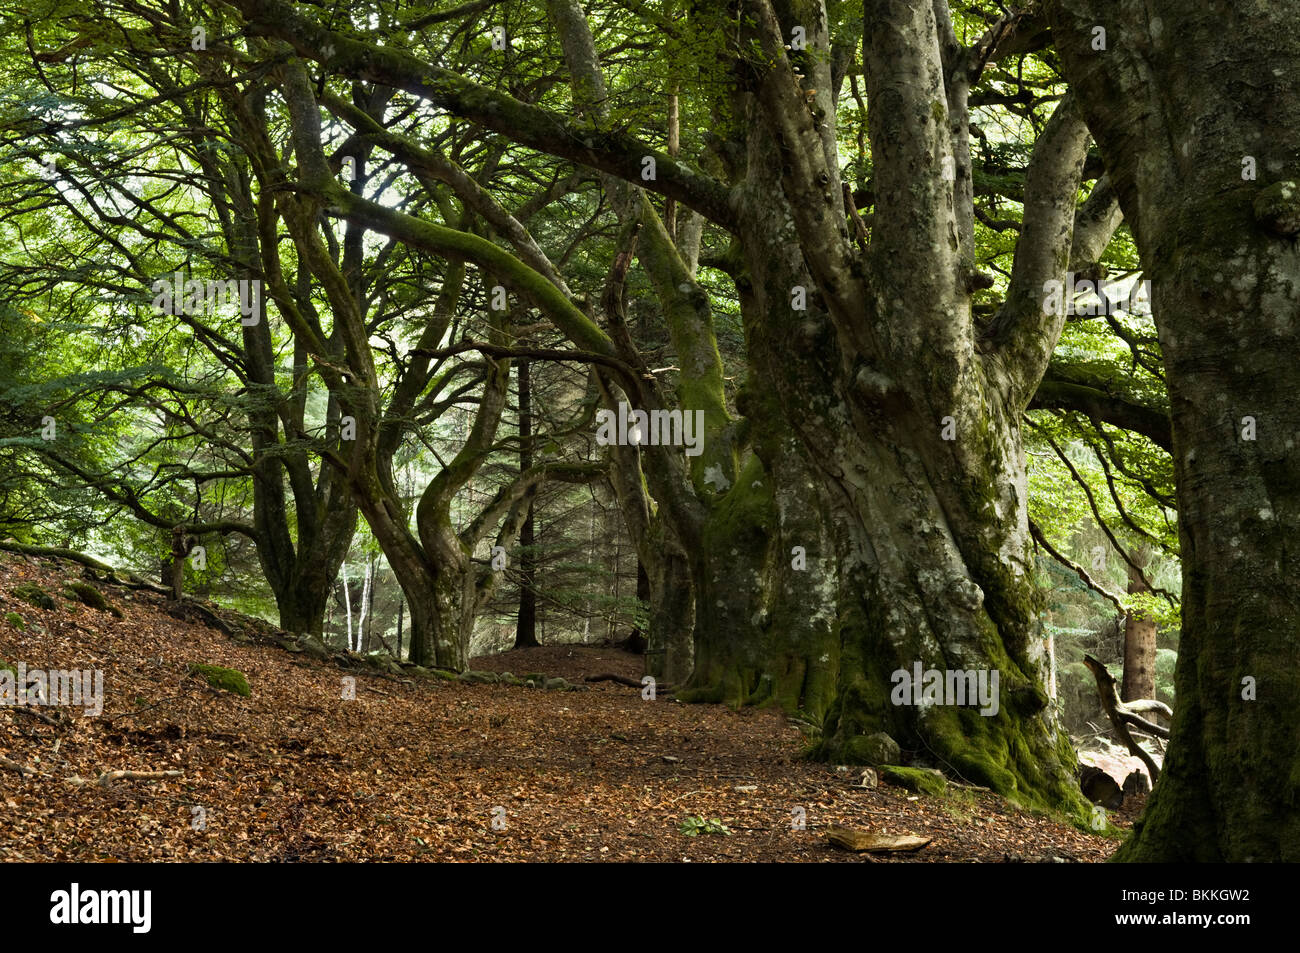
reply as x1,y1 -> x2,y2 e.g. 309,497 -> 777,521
718,0 -> 1110,810
1048,0 -> 1300,860
97,82 -> 361,638
682,450 -> 839,718
234,0 -> 1101,808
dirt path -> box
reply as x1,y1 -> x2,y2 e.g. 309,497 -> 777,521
0,553 -> 1125,862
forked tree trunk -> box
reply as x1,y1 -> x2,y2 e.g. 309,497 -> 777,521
356,485 -> 468,670
721,0 -> 1092,811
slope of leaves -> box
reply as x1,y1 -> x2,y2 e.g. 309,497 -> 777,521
1,550 -> 1124,862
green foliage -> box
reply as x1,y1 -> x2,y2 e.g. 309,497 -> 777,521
0,0 -> 1191,780
678,816 -> 732,837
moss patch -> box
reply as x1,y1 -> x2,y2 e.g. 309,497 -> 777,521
4,611 -> 24,630
61,581 -> 124,618
1253,179 -> 1300,237
880,765 -> 949,798
187,663 -> 251,697
840,731 -> 900,766
13,583 -> 55,610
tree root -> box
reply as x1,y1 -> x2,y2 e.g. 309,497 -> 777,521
585,673 -> 674,693
0,541 -> 169,594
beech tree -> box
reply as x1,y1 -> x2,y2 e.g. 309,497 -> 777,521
218,0 -> 1131,809
1046,0 -> 1300,861
0,28 -> 359,634
10,0 -> 1293,854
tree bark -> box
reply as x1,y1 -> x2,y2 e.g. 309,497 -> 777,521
721,0 -> 1091,810
1121,556 -> 1156,705
514,359 -> 540,649
1047,0 -> 1300,861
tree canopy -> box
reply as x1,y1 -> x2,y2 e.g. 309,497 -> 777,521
2,0 -> 1296,862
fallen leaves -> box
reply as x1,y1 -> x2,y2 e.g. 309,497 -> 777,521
0,551 -> 1127,863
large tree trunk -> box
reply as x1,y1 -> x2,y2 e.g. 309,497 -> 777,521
1048,0 -> 1300,861
1121,556 -> 1156,704
646,543 -> 695,685
680,433 -> 839,719
718,0 -> 1092,811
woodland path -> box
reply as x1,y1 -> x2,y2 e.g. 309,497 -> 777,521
0,552 -> 1132,862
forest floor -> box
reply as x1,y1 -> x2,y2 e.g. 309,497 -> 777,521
0,549 -> 1140,862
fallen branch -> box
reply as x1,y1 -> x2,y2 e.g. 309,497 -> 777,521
586,673 -> 642,687
96,769 -> 183,786
2,757 -> 183,787
10,705 -> 62,727
824,826 -> 931,853
0,755 -> 43,776
103,693 -> 185,723
67,769 -> 184,787
1122,697 -> 1173,719
1117,708 -> 1169,739
166,598 -> 236,636
1083,654 -> 1162,781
